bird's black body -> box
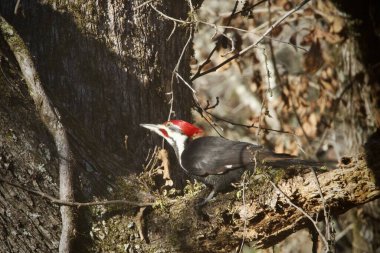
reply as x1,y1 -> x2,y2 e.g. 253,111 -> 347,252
181,137 -> 253,193
181,136 -> 320,205
181,137 -> 254,176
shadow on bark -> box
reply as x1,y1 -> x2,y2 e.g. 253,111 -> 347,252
1,1 -> 192,251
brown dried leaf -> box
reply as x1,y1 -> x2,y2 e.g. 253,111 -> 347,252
303,40 -> 324,73
315,27 -> 344,44
326,67 -> 334,79
283,1 -> 293,11
157,149 -> 173,187
330,17 -> 345,34
303,7 -> 314,16
320,79 -> 334,92
271,25 -> 283,37
309,113 -> 318,127
318,96 -> 326,114
274,0 -> 288,7
300,29 -> 315,46
302,121 -> 316,138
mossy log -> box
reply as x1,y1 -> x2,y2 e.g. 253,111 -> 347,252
136,146 -> 379,252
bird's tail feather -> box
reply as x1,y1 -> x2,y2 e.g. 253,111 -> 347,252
262,153 -> 324,168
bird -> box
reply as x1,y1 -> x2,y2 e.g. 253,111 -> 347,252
140,120 -> 321,206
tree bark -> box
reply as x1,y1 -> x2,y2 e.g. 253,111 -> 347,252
0,0 -> 193,252
0,0 -> 193,173
0,35 -> 62,252
140,146 -> 379,252
0,15 -> 75,252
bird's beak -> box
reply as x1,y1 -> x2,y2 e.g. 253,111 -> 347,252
140,123 -> 167,138
140,123 -> 162,132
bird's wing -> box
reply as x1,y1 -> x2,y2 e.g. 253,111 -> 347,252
180,136 -> 323,176
180,136 -> 262,176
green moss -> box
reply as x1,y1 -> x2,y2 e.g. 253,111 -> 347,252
183,179 -> 204,197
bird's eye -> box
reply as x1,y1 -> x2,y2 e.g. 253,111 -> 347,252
165,122 -> 173,127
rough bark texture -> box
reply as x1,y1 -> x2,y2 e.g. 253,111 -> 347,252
329,2 -> 380,252
0,37 -> 62,252
0,0 -> 192,252
0,16 -> 75,252
332,0 -> 380,82
0,0 -> 193,174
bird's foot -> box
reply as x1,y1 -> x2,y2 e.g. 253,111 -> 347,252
196,189 -> 216,207
195,198 -> 209,208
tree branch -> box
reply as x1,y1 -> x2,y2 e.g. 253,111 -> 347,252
0,178 -> 155,208
144,152 -> 380,252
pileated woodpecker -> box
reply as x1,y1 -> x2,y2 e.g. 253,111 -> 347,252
141,120 -> 320,206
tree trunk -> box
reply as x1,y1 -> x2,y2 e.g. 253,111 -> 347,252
1,0 -> 193,173
0,0 -> 192,252
328,2 -> 380,252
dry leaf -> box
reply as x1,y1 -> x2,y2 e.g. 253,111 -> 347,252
304,40 -> 324,73
330,17 -> 345,34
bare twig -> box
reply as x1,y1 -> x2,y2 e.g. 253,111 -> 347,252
134,0 -> 155,10
174,28 -> 193,75
148,0 -> 305,137
266,22 -> 309,147
220,33 -> 236,57
238,172 -> 248,253
175,72 -> 196,93
197,21 -> 308,51
167,21 -> 177,41
311,168 -> 332,246
261,47 -> 272,95
186,94 -> 225,137
144,146 -> 159,171
14,0 -> 21,14
250,0 -> 310,47
204,110 -> 293,134
204,97 -> 220,110
0,178 -> 155,207
196,108 -> 226,137
231,0 -> 268,17
335,223 -> 354,242
191,0 -> 239,80
186,0 -> 197,21
167,27 -> 194,121
150,4 -> 192,25
192,46 -> 218,81
239,147 -> 260,252
266,37 -> 308,52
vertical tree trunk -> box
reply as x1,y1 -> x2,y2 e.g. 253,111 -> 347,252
1,0 -> 193,172
0,0 -> 193,252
